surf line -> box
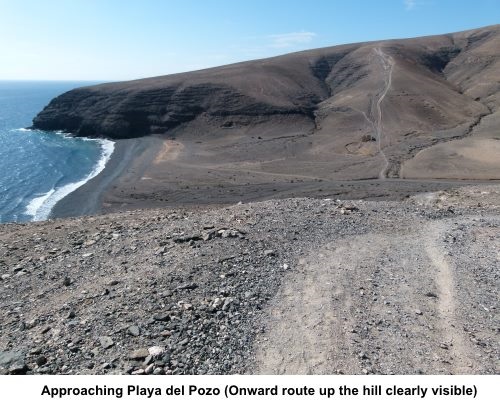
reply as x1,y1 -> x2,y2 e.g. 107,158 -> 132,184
25,137 -> 115,221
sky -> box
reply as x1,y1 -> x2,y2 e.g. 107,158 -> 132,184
0,0 -> 499,81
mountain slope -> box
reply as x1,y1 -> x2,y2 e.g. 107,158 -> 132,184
32,25 -> 500,181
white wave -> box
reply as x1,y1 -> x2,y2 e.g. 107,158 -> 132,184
25,138 -> 115,221
11,127 -> 33,132
25,188 -> 56,218
56,130 -> 72,136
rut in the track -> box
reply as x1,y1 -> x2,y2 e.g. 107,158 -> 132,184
254,218 -> 479,374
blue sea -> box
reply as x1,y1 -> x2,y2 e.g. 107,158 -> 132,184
0,81 -> 114,223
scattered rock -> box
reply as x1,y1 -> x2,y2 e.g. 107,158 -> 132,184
129,348 -> 149,360
9,362 -> 28,375
99,336 -> 114,349
127,325 -> 140,336
36,355 -> 48,367
148,346 -> 166,358
153,314 -> 170,322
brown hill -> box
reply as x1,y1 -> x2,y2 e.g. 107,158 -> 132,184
32,25 -> 500,214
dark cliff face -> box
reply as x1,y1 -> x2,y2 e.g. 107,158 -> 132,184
31,25 -> 500,139
31,49 -> 346,139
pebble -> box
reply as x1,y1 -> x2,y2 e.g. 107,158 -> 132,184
129,348 -> 149,360
148,346 -> 166,357
9,362 -> 28,374
128,325 -> 140,336
36,356 -> 47,367
99,336 -> 114,349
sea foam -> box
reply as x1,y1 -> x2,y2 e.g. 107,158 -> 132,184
11,128 -> 33,132
25,138 -> 115,221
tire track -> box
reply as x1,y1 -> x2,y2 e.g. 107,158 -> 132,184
373,47 -> 394,179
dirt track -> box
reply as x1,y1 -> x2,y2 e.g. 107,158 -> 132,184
0,186 -> 498,375
255,212 -> 498,374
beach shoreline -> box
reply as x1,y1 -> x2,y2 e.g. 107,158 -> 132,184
49,136 -> 160,219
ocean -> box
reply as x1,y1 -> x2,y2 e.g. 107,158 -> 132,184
0,81 -> 114,223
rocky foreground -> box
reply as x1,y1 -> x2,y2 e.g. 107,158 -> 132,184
0,186 -> 498,375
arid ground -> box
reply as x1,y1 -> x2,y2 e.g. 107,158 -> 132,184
0,185 -> 498,375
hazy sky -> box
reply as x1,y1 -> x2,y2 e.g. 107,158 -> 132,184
1,0 -> 499,81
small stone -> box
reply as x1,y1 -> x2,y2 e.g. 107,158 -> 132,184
36,356 -> 47,367
99,336 -> 114,349
63,277 -> 72,286
415,309 -> 423,315
153,367 -> 164,375
128,325 -> 140,336
264,250 -> 275,256
9,362 -> 28,374
202,231 -> 215,241
222,298 -> 232,312
129,348 -> 149,360
153,314 -> 170,322
131,368 -> 145,375
145,364 -> 155,374
148,346 -> 166,358
155,247 -> 166,255
283,263 -> 289,270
